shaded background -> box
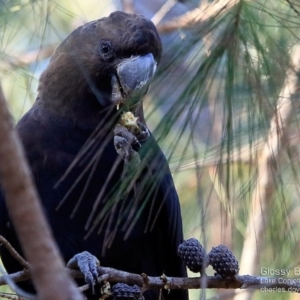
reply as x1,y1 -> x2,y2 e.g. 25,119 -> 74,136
1,0 -> 300,299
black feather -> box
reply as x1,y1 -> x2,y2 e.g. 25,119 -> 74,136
0,11 -> 187,300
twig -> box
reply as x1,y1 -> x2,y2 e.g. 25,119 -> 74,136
156,0 -> 239,34
208,166 -> 232,217
286,0 -> 300,16
151,0 -> 176,26
0,270 -> 31,286
77,274 -> 109,292
0,292 -> 28,299
2,45 -> 57,70
121,0 -> 135,14
0,243 -> 300,294
3,267 -> 300,294
0,236 -> 30,270
172,139 -> 264,171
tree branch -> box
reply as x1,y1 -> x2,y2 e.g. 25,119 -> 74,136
0,292 -> 28,299
156,0 -> 239,34
121,0 -> 135,14
151,0 -> 177,26
0,237 -> 299,294
2,267 -> 300,294
0,236 -> 29,270
0,85 -> 83,300
2,45 -> 57,70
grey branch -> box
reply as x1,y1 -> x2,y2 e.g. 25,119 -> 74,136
0,84 -> 83,300
1,267 -> 300,293
0,236 -> 29,270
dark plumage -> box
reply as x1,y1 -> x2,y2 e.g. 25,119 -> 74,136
0,11 -> 187,300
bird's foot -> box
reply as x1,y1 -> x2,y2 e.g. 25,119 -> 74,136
118,111 -> 150,142
67,251 -> 100,294
114,124 -> 141,167
114,117 -> 150,177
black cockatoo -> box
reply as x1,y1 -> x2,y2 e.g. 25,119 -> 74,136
0,11 -> 188,300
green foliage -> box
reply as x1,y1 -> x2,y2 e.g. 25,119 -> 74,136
148,1 -> 300,299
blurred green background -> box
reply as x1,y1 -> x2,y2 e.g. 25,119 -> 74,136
1,0 -> 300,299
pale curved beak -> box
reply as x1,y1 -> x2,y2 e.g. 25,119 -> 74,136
111,53 -> 157,105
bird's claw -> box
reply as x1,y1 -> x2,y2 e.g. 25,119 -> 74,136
135,121 -> 150,142
114,124 -> 141,165
114,113 -> 150,173
67,251 -> 100,294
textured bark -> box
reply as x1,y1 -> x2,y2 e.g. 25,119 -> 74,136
4,265 -> 300,295
0,84 -> 83,300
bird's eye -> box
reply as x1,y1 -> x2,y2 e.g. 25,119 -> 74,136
99,41 -> 114,60
102,45 -> 109,53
